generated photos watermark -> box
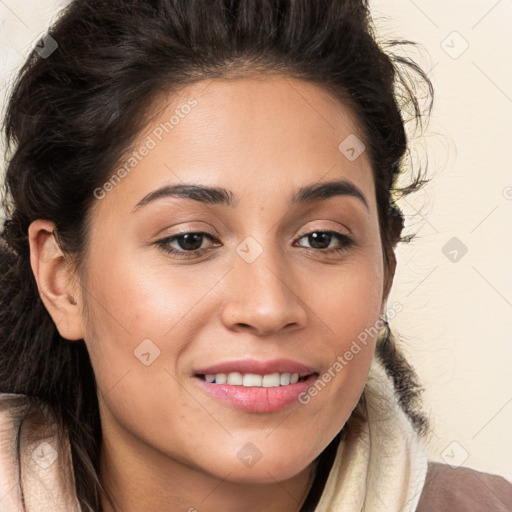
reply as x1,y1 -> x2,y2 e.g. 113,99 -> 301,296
93,97 -> 198,200
297,301 -> 402,405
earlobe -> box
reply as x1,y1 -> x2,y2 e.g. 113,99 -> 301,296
28,219 -> 84,341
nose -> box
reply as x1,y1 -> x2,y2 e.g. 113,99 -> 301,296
219,243 -> 308,337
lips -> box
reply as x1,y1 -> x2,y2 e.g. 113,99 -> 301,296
192,358 -> 319,413
193,358 -> 317,377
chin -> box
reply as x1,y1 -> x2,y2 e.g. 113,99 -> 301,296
209,453 -> 310,484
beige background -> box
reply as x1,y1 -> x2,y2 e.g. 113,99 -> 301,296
1,0 -> 511,480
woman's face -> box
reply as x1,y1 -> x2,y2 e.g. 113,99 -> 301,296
59,76 -> 389,483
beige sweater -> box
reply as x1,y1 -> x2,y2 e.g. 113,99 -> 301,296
1,358 -> 511,511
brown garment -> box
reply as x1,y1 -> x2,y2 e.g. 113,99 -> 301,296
415,461 -> 512,511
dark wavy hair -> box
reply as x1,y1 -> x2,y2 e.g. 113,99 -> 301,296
0,0 -> 434,510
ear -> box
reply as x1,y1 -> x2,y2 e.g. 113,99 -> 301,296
381,248 -> 397,315
381,205 -> 403,315
28,219 -> 85,341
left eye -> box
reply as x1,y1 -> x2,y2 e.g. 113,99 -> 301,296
156,230 -> 353,259
295,231 -> 352,251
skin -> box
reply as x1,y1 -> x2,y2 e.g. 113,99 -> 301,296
28,75 -> 396,512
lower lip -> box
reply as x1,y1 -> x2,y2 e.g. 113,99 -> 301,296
194,374 -> 318,413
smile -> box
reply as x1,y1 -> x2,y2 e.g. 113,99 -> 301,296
197,371 -> 310,387
194,373 -> 319,413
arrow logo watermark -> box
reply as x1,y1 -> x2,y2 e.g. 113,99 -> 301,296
442,236 -> 468,263
31,441 -> 58,469
237,442 -> 263,468
338,134 -> 366,161
34,33 -> 58,59
134,338 -> 161,366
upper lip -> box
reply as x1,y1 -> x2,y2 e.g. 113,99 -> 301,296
194,358 -> 318,377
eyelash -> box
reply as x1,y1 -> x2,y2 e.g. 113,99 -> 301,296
155,230 -> 354,259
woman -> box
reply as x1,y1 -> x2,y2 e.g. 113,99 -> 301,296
0,0 -> 510,511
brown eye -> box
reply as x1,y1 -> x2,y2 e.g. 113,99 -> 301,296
156,232 -> 219,259
295,231 -> 353,254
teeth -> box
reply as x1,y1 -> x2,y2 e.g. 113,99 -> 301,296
203,371 -> 305,387
215,373 -> 227,384
227,372 -> 243,385
262,373 -> 281,387
243,374 -> 262,387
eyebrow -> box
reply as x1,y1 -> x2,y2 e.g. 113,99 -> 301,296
132,178 -> 369,212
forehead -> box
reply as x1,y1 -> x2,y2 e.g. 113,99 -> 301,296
92,75 -> 376,217
149,75 -> 368,165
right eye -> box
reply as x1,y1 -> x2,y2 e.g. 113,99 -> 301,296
155,232 -> 220,259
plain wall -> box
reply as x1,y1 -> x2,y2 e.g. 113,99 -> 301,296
369,0 -> 512,481
1,0 -> 511,481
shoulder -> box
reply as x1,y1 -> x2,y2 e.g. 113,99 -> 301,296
0,392 -> 81,511
0,393 -> 31,509
416,460 -> 512,512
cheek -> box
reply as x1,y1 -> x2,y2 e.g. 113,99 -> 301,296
313,246 -> 384,341
80,244 -> 226,391
295,249 -> 384,441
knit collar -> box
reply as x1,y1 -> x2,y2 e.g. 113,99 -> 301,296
313,355 -> 430,512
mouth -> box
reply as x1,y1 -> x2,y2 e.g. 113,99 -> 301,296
192,359 -> 319,413
194,372 -> 314,386
193,357 -> 317,381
